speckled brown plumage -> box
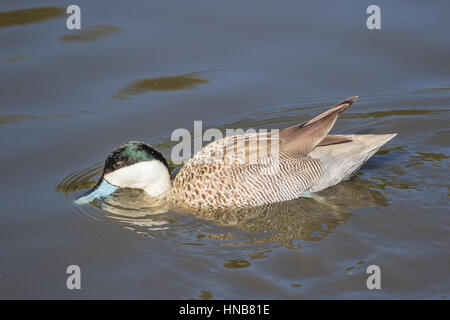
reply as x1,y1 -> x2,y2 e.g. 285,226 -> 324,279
167,97 -> 396,209
170,132 -> 324,208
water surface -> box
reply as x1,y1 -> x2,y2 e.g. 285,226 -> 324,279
0,0 -> 449,299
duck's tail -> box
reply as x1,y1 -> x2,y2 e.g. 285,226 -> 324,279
308,133 -> 397,192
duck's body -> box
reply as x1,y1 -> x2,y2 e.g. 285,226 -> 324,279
170,133 -> 395,208
76,96 -> 396,208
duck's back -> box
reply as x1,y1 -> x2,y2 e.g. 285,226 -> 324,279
171,147 -> 319,208
170,97 -> 397,208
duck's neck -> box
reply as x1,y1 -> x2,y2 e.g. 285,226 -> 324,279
143,168 -> 172,197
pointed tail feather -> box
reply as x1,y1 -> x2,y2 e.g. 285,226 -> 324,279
280,96 -> 358,155
309,133 -> 397,192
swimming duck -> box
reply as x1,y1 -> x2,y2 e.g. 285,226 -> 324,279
76,96 -> 396,208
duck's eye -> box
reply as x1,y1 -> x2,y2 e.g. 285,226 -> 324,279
114,161 -> 124,169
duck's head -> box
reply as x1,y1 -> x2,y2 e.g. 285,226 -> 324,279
75,141 -> 171,205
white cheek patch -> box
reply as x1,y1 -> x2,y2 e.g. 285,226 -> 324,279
105,161 -> 162,189
104,160 -> 171,196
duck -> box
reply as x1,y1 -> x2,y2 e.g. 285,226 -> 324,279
75,96 -> 396,208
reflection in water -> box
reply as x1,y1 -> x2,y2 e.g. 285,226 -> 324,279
183,176 -> 388,248
98,189 -> 171,232
57,160 -> 389,248
0,6 -> 65,29
199,291 -> 213,300
56,165 -> 174,232
244,251 -> 270,259
114,72 -> 209,99
224,259 -> 251,269
3,54 -> 28,62
406,152 -> 449,168
375,145 -> 407,156
342,109 -> 449,119
0,114 -> 70,128
410,152 -> 449,163
414,85 -> 450,93
367,175 -> 418,191
60,25 -> 124,42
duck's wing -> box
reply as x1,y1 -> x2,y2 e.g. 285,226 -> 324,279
195,131 -> 281,165
193,96 -> 357,165
317,135 -> 352,146
279,96 -> 358,155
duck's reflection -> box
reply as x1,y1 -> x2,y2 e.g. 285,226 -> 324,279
94,189 -> 171,232
95,175 -> 388,247
188,176 -> 387,247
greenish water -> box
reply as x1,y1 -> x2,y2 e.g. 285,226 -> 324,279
0,0 -> 449,299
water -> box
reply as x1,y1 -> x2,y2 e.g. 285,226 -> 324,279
0,0 -> 449,299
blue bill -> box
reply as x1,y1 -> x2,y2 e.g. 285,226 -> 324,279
74,179 -> 118,205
